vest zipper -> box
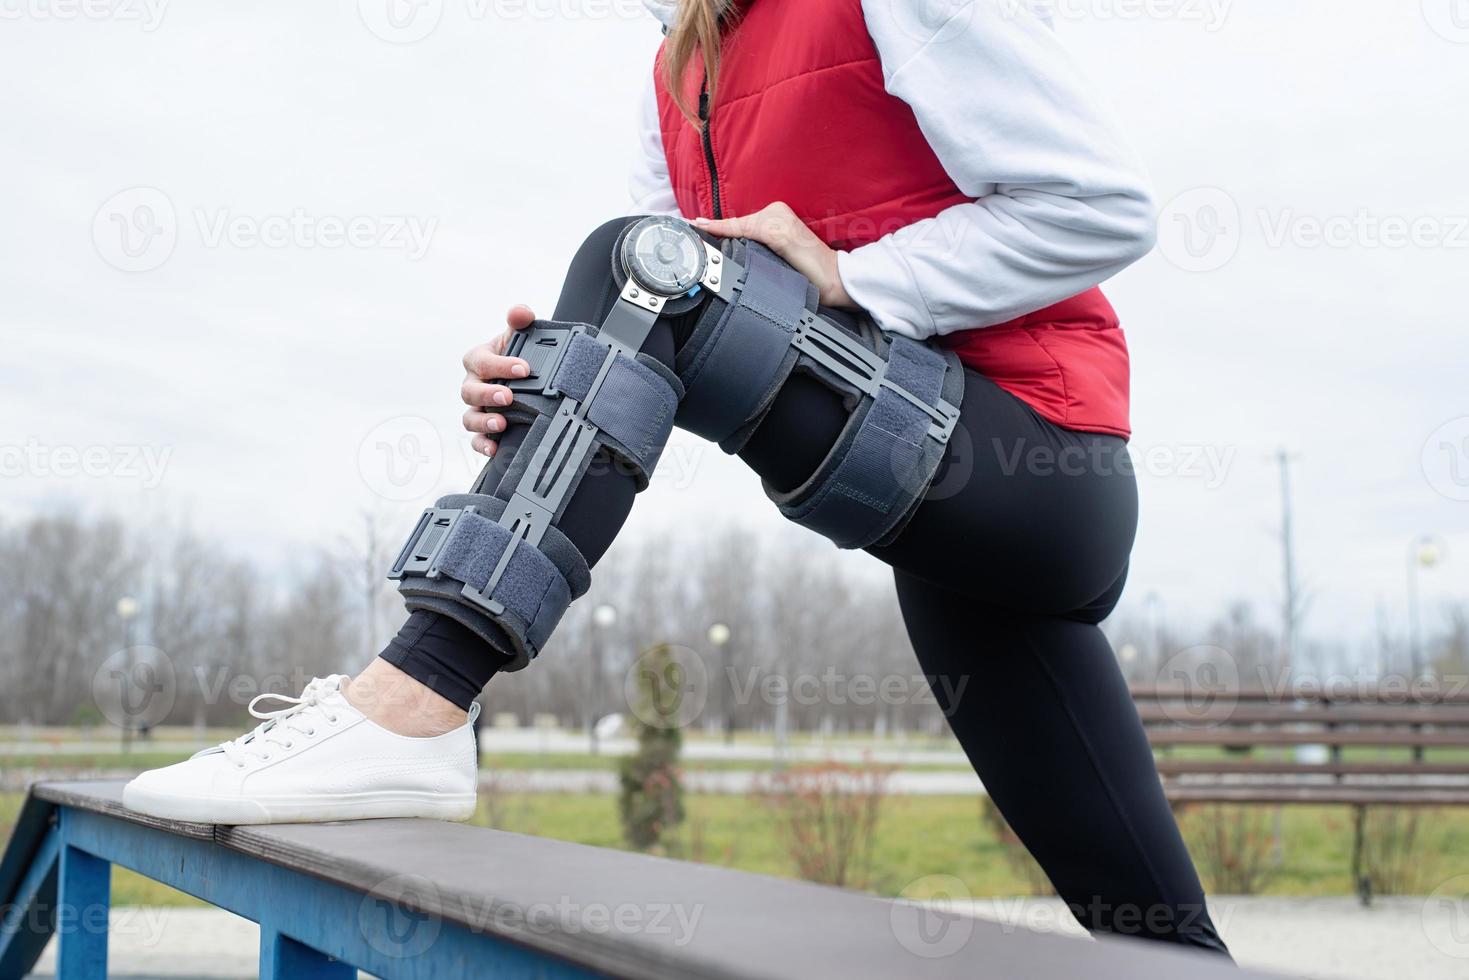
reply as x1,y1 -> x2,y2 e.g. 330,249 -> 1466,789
698,83 -> 723,219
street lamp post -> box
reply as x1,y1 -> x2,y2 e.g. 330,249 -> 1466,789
116,596 -> 139,754
707,623 -> 731,744
588,604 -> 617,755
1407,536 -> 1444,680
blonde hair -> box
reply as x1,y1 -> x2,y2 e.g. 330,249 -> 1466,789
662,0 -> 738,124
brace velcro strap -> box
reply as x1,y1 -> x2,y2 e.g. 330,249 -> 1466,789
548,332 -> 680,480
769,336 -> 956,550
676,242 -> 811,445
391,494 -> 589,667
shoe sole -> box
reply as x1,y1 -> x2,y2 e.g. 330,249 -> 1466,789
122,783 -> 478,825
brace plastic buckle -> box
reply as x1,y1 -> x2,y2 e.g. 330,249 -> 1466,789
388,506 -> 476,580
504,324 -> 580,395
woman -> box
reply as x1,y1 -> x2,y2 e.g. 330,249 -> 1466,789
126,0 -> 1228,955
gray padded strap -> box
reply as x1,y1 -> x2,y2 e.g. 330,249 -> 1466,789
433,511 -> 569,651
676,243 -> 810,444
392,493 -> 590,668
770,337 -> 954,550
550,332 -> 679,479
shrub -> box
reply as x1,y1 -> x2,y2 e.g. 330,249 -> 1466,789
1359,806 -> 1429,896
1178,803 -> 1277,894
618,644 -> 686,852
761,760 -> 891,888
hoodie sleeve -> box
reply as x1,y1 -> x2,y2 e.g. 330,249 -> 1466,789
628,70 -> 681,215
835,0 -> 1157,338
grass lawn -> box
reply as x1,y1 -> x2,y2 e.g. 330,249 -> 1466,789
3,788 -> 1467,908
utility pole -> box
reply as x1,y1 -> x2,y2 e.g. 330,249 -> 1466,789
1270,449 -> 1302,870
1274,449 -> 1302,682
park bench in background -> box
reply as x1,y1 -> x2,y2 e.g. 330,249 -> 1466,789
1133,684 -> 1469,903
0,781 -> 1273,979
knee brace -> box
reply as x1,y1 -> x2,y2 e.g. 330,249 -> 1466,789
388,215 -> 961,669
388,218 -> 690,670
672,236 -> 964,551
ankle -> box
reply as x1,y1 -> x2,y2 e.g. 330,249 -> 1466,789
345,659 -> 469,738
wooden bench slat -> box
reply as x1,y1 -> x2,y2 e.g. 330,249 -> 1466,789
1164,785 -> 1469,806
1145,729 -> 1469,748
1134,704 -> 1469,726
1132,685 -> 1469,705
1153,759 -> 1469,777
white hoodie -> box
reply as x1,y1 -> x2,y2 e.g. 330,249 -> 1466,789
629,0 -> 1157,339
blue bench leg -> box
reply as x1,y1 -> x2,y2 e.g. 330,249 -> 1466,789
260,926 -> 357,979
56,845 -> 110,980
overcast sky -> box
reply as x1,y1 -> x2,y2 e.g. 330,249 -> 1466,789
2,0 -> 1466,658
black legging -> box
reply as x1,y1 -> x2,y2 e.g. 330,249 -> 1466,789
381,218 -> 1229,956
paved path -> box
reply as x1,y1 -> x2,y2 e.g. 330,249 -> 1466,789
23,897 -> 1468,979
3,767 -> 986,795
481,768 -> 985,795
0,732 -> 970,766
956,896 -> 1467,980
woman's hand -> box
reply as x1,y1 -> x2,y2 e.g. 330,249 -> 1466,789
460,304 -> 534,457
693,202 -> 856,309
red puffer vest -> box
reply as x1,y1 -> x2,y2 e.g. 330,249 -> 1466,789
653,0 -> 1131,438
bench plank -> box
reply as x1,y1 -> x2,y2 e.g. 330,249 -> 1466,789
1164,785 -> 1469,806
1154,759 -> 1469,776
1134,703 -> 1469,726
29,781 -> 1270,980
1146,729 -> 1469,748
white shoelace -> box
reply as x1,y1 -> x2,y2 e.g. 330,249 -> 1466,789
217,675 -> 346,768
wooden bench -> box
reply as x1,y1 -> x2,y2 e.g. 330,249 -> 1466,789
0,781 -> 1274,979
1133,684 -> 1469,902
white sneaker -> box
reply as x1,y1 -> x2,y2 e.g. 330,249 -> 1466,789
122,675 -> 479,825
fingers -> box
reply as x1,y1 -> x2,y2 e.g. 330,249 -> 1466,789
462,407 -> 507,435
462,343 -> 530,380
694,202 -> 801,249
506,304 -> 535,330
691,215 -> 745,238
487,304 -> 537,356
460,376 -> 515,409
462,305 -> 537,458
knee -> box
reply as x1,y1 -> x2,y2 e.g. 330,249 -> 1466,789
566,215 -> 644,277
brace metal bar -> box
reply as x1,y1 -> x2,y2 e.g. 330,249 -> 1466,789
792,314 -> 959,444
